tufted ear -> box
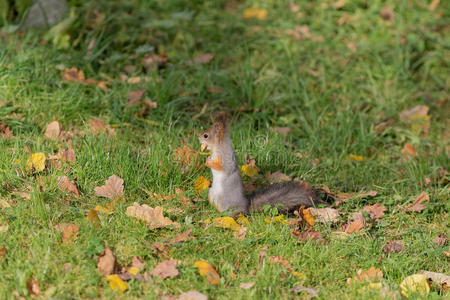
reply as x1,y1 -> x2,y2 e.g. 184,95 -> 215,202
212,112 -> 229,142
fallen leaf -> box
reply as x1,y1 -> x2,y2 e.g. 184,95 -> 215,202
88,118 -> 115,135
267,170 -> 291,183
62,148 -> 75,162
243,7 -> 268,20
127,90 -> 145,107
177,290 -> 208,300
309,208 -> 340,223
419,270 -> 449,290
86,209 -> 100,227
125,202 -> 179,229
61,224 -> 79,244
335,190 -> 377,206
401,143 -> 417,160
406,191 -> 429,212
63,67 -> 85,82
290,286 -> 319,298
240,165 -> 258,177
194,261 -> 220,285
344,212 -> 366,233
274,127 -> 290,136
363,203 -> 387,219
131,256 -> 145,270
349,154 -> 368,161
382,240 -> 403,254
144,99 -> 158,109
300,207 -> 315,226
128,266 -> 139,276
207,86 -> 223,93
191,53 -> 214,64
106,274 -> 128,293
26,152 -> 46,173
399,274 -> 430,297
399,105 -> 430,135
0,224 -> 9,233
236,214 -> 250,226
379,7 -> 394,21
347,267 -> 383,284
58,176 -> 79,197
291,229 -> 324,242
26,278 -> 40,297
151,260 -> 179,279
234,226 -> 247,241
95,175 -> 124,199
0,121 -> 13,139
213,216 -> 241,231
194,176 -> 210,193
268,256 -> 291,268
97,246 -> 116,276
0,246 -> 7,259
44,121 -> 61,140
0,199 -> 11,209
429,0 -> 440,11
334,0 -> 346,9
170,229 -> 193,244
173,145 -> 200,170
240,282 -> 255,289
127,77 -> 141,84
150,242 -> 171,258
433,233 -> 448,246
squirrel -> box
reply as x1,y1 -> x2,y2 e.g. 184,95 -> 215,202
198,114 -> 327,215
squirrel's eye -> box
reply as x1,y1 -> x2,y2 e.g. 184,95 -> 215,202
203,133 -> 208,138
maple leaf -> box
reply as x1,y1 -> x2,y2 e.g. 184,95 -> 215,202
363,203 -> 387,219
94,175 -> 124,199
194,176 -> 210,193
344,212 -> 366,233
151,260 -> 179,279
97,246 -> 116,276
44,121 -> 61,140
243,7 -> 268,20
300,206 -> 315,226
106,274 -> 128,293
26,152 -> 46,173
178,291 -> 208,300
57,223 -> 79,244
399,274 -> 430,297
309,207 -> 340,223
406,191 -> 429,212
63,67 -> 85,82
125,202 -> 179,229
58,176 -> 79,197
194,261 -> 220,285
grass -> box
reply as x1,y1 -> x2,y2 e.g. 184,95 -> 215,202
0,0 -> 449,298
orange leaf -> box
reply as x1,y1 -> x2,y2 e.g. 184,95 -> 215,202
194,261 -> 220,285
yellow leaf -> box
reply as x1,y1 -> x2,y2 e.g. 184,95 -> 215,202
213,216 -> 241,231
290,271 -> 306,280
86,209 -> 101,227
301,207 -> 315,226
243,7 -> 268,20
349,154 -> 367,161
202,218 -> 211,224
399,274 -> 430,297
127,266 -> 139,276
106,274 -> 128,292
95,205 -> 112,214
264,215 -> 287,224
240,165 -> 258,177
194,176 -> 211,193
236,213 -> 250,226
194,261 -> 220,285
26,152 -> 46,172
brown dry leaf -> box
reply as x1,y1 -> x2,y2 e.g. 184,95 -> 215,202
240,282 -> 255,289
173,145 -> 200,169
127,77 -> 141,84
63,67 -> 85,82
267,170 -> 291,183
0,246 -> 7,259
88,118 -> 115,135
274,127 -> 291,136
62,148 -> 75,162
86,209 -> 100,227
125,202 -> 179,229
170,229 -> 192,244
429,0 -> 440,11
61,224 -> 79,244
334,0 -> 346,9
380,7 -> 394,21
401,143 -> 417,160
347,267 -> 383,284
191,53 -> 214,64
433,234 -> 448,246
97,246 -> 116,276
345,212 -> 366,233
406,191 -> 429,212
144,99 -> 158,109
131,256 -> 145,270
291,229 -> 324,242
309,207 -> 340,223
177,290 -> 208,300
207,86 -> 223,93
399,105 -> 430,135
58,176 -> 79,197
94,175 -> 124,199
150,242 -> 171,258
0,121 -> 13,139
300,207 -> 315,226
151,260 -> 179,279
268,255 -> 291,268
290,286 -> 319,298
363,203 -> 387,220
26,278 -> 40,297
383,240 -> 403,254
44,121 -> 61,140
234,226 -> 247,241
194,261 -> 220,285
419,270 -> 449,290
128,90 -> 145,107
335,190 -> 377,206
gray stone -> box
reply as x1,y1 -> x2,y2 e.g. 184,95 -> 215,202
21,0 -> 68,29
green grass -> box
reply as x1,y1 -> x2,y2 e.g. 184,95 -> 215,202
0,0 -> 449,298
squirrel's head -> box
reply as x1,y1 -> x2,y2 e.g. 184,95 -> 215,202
199,114 -> 229,151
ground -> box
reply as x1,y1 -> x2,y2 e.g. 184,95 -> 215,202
0,0 -> 449,299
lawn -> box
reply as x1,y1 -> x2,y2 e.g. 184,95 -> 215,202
0,0 -> 449,299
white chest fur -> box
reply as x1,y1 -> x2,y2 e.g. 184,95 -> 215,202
211,169 -> 225,196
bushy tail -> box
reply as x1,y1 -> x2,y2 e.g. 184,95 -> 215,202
249,181 -> 327,213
